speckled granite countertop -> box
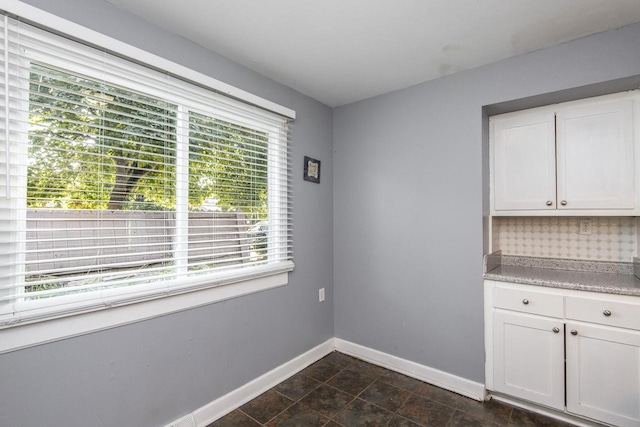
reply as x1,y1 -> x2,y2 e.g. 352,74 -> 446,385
483,252 -> 640,297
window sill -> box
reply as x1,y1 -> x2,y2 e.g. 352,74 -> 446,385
0,263 -> 292,354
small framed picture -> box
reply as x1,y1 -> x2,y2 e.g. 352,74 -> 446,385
303,156 -> 321,183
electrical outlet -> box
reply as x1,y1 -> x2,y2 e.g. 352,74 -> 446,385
319,288 -> 325,302
579,220 -> 592,235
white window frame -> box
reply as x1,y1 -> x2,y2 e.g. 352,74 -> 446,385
0,2 -> 295,354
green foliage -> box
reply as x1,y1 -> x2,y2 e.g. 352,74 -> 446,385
28,64 -> 177,210
24,279 -> 67,294
27,64 -> 268,220
189,112 -> 268,221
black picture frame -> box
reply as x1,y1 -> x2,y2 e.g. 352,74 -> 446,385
303,156 -> 321,183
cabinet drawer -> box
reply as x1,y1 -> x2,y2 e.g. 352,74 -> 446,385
566,296 -> 640,330
494,286 -> 564,317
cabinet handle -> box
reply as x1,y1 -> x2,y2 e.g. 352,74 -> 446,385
560,200 -> 567,206
522,299 -> 529,305
552,327 -> 560,333
546,201 -> 553,206
603,310 -> 612,317
570,330 -> 578,336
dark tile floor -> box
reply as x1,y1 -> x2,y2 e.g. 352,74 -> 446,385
208,351 -> 574,427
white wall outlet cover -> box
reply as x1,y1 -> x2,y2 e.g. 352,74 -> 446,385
319,288 -> 325,302
579,220 -> 592,235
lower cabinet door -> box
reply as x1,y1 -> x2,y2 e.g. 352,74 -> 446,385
566,322 -> 640,427
493,311 -> 565,410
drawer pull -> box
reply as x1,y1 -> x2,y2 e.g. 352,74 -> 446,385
603,310 -> 612,317
552,327 -> 560,333
522,299 -> 529,305
570,330 -> 578,336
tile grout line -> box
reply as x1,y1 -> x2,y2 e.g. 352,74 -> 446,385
261,356 -> 357,426
265,383 -> 332,426
260,388 -> 296,426
319,356 -> 380,426
236,408 -> 266,426
316,364 -> 353,423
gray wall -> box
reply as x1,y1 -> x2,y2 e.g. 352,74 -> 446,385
0,1 -> 333,426
334,23 -> 640,383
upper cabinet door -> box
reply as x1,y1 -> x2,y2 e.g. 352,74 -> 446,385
556,100 -> 634,210
492,111 -> 556,211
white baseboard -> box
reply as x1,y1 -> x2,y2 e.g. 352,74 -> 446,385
170,337 -> 488,427
489,393 -> 602,427
191,338 -> 335,427
334,338 -> 486,401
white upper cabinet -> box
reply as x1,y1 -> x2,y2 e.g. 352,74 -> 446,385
493,111 -> 556,211
490,91 -> 639,216
556,100 -> 634,210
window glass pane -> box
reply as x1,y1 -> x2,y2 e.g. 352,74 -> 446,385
28,64 -> 177,209
188,112 -> 269,269
26,64 -> 177,297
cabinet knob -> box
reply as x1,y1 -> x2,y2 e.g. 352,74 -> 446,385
561,200 -> 567,206
522,299 -> 529,305
603,310 -> 612,317
570,330 -> 578,336
552,327 -> 560,333
546,201 -> 553,206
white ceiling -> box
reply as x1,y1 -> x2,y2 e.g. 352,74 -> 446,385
104,0 -> 640,107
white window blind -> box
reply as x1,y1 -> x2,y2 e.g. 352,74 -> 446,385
0,17 -> 293,327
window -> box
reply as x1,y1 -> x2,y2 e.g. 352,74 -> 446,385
0,17 -> 293,329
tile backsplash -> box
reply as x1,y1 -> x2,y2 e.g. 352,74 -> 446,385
492,217 -> 637,262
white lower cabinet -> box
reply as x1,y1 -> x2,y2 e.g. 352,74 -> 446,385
566,322 -> 640,427
485,280 -> 640,426
493,311 -> 565,410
